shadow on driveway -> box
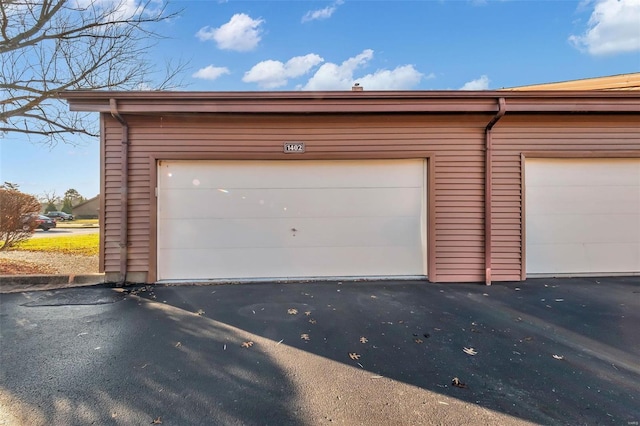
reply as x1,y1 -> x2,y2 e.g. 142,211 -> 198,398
0,277 -> 638,425
0,288 -> 303,425
141,276 -> 640,424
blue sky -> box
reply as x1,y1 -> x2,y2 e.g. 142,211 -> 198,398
1,0 -> 639,200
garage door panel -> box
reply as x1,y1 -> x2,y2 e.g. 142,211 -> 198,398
526,158 -> 640,187
159,160 -> 424,189
159,187 -> 423,219
526,186 -> 639,215
159,216 -> 422,249
526,158 -> 640,275
158,159 -> 427,280
528,214 -> 639,244
159,246 -> 424,280
527,243 -> 640,274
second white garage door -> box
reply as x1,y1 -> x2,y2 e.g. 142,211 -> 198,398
157,159 -> 427,281
525,158 -> 640,276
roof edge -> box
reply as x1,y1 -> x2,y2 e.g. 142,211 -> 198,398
59,90 -> 640,114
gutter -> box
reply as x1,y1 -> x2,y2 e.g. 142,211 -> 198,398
484,97 -> 506,285
110,99 -> 129,286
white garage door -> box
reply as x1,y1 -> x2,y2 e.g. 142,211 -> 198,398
525,158 -> 640,276
157,159 -> 427,281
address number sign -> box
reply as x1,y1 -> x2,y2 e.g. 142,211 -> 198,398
284,142 -> 305,153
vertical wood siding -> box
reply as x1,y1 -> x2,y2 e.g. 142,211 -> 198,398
103,113 -> 489,283
492,115 -> 640,281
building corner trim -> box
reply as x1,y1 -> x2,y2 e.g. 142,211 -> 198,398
110,99 -> 129,286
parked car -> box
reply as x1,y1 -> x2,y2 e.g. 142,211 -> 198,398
22,214 -> 57,231
45,211 -> 74,221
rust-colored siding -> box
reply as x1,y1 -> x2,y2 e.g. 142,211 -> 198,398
102,113 -> 490,283
101,112 -> 640,283
71,90 -> 640,284
491,115 -> 640,281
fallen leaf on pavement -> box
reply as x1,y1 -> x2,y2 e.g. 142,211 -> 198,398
360,337 -> 368,343
349,352 -> 361,360
288,308 -> 298,315
451,377 -> 468,389
301,333 -> 310,341
241,341 -> 254,348
463,347 -> 478,356
552,354 -> 564,360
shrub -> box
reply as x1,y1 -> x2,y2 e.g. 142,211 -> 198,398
0,189 -> 41,250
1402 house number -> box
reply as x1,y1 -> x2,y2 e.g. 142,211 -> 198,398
284,142 -> 305,153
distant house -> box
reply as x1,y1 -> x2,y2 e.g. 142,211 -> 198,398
72,195 -> 99,219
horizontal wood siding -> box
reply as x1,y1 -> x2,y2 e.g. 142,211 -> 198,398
492,115 -> 640,281
103,118 -> 124,272
102,114 -> 488,283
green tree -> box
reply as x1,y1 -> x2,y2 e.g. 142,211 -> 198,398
63,188 -> 84,206
44,202 -> 57,213
61,198 -> 73,214
0,188 -> 40,250
39,190 -> 60,211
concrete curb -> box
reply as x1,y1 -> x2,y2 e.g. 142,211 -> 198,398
0,273 -> 105,292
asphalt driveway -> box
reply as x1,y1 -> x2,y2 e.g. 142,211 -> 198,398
0,276 -> 638,425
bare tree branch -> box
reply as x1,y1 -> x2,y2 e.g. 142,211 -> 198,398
0,0 -> 185,146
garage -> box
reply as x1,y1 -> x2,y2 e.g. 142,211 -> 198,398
525,158 -> 640,276
61,89 -> 640,284
157,159 -> 427,281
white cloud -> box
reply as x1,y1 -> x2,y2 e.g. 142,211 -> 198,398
302,49 -> 374,90
196,13 -> 264,52
569,0 -> 640,55
301,49 -> 425,90
192,65 -> 231,81
284,54 -> 326,77
460,75 -> 490,90
357,66 -> 428,90
243,54 -> 324,88
302,0 -> 344,22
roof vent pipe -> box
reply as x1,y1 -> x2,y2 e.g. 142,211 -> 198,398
352,83 -> 363,91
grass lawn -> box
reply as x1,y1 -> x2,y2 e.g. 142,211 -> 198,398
56,219 -> 99,228
13,233 -> 99,256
